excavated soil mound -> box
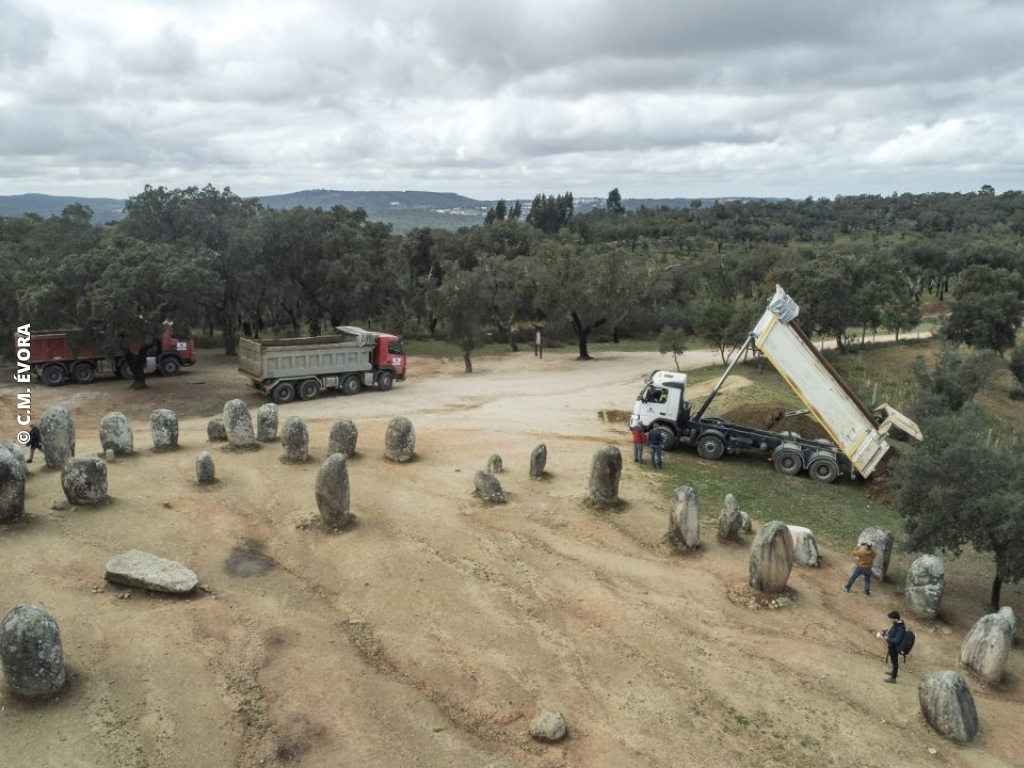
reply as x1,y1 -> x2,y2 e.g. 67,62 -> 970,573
719,402 -> 829,441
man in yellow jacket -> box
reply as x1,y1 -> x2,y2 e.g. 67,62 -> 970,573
842,541 -> 875,596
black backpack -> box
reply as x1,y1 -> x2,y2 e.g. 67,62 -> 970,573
900,629 -> 916,659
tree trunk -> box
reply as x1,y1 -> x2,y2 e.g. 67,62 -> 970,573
577,332 -> 591,360
895,328 -> 900,342
223,322 -> 238,356
428,314 -> 439,340
463,352 -> 473,373
612,326 -> 620,343
835,334 -> 846,353
570,311 -> 604,361
990,575 -> 1003,611
126,349 -> 147,390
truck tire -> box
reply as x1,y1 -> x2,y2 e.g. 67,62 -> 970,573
377,371 -> 394,392
808,457 -> 839,483
272,381 -> 296,404
159,356 -> 181,376
41,364 -> 68,387
649,426 -> 676,451
71,362 -> 96,384
696,433 -> 724,460
298,378 -> 321,400
118,360 -> 133,380
772,449 -> 803,476
342,375 -> 361,396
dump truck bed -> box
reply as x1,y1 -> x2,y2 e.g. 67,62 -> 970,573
238,335 -> 373,381
751,286 -> 920,478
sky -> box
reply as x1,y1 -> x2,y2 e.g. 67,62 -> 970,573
2,0 -> 1024,201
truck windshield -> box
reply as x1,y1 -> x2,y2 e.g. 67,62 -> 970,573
387,341 -> 404,355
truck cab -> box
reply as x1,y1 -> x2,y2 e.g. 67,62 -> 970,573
375,334 -> 407,381
631,370 -> 689,449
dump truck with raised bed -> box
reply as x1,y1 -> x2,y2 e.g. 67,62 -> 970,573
26,325 -> 195,385
630,286 -> 922,482
239,326 -> 406,403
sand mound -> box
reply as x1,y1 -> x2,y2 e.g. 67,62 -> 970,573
719,402 -> 829,441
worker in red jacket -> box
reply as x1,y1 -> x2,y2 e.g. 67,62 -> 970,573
630,420 -> 647,463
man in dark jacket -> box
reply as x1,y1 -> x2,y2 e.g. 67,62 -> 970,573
27,424 -> 42,463
883,610 -> 906,683
647,427 -> 664,469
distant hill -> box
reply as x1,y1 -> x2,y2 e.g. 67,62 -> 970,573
0,193 -> 126,223
0,190 -> 769,234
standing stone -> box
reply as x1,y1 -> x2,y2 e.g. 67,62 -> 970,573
207,415 -> 227,442
717,494 -> 742,541
475,470 -> 508,504
61,457 -> 108,504
196,451 -> 215,484
223,399 -> 256,449
257,403 -> 278,442
0,441 -> 27,475
105,550 -> 198,594
39,406 -> 75,469
529,443 -> 547,479
150,409 -> 179,451
587,445 -> 622,506
787,525 -> 820,567
906,555 -> 946,620
529,710 -> 567,742
0,446 -> 26,523
960,607 -> 1016,683
1,604 -> 65,699
487,454 -> 503,474
98,411 -> 133,455
669,485 -> 701,551
739,511 -> 753,533
749,521 -> 795,593
328,420 -> 358,457
858,526 -> 894,580
281,416 -> 309,463
918,671 -> 979,743
315,454 -> 352,529
384,417 -> 416,463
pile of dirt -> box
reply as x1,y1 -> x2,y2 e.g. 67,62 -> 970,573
720,402 -> 829,441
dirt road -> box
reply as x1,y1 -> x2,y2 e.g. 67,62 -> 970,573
0,346 -> 1019,768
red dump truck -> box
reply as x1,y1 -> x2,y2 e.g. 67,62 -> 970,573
239,325 -> 406,403
27,326 -> 196,385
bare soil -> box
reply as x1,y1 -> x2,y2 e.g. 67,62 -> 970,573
0,349 -> 1020,768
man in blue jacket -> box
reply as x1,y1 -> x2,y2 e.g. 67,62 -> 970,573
883,610 -> 906,683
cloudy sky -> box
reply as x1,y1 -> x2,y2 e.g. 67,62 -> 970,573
2,0 -> 1023,200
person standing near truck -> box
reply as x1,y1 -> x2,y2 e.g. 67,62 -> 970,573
648,427 -> 664,469
630,421 -> 646,463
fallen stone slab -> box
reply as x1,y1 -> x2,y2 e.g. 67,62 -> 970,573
104,550 -> 198,594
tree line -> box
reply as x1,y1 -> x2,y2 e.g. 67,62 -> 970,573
1,184 -> 1023,374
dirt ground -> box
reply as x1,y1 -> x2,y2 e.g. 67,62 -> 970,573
0,349 -> 1021,768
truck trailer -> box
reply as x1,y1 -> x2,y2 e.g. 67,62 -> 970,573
630,286 -> 922,482
27,325 -> 195,386
239,326 -> 406,403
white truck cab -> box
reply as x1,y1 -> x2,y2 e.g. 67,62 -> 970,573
631,371 -> 689,445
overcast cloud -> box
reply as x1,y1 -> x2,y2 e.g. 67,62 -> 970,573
2,0 -> 1023,199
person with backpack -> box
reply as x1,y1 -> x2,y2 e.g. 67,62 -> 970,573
630,420 -> 647,464
882,610 -> 907,683
842,541 -> 875,596
27,424 -> 42,463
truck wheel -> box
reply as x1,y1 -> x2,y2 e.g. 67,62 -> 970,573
298,379 -> 321,400
650,426 -> 676,450
272,381 -> 296,404
696,434 -> 724,460
773,449 -> 803,476
342,376 -> 361,396
377,371 -> 394,392
808,457 -> 839,483
71,362 -> 96,384
41,364 -> 68,387
118,360 -> 133,380
159,356 -> 181,376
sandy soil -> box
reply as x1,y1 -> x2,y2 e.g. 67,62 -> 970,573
0,347 -> 1020,768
